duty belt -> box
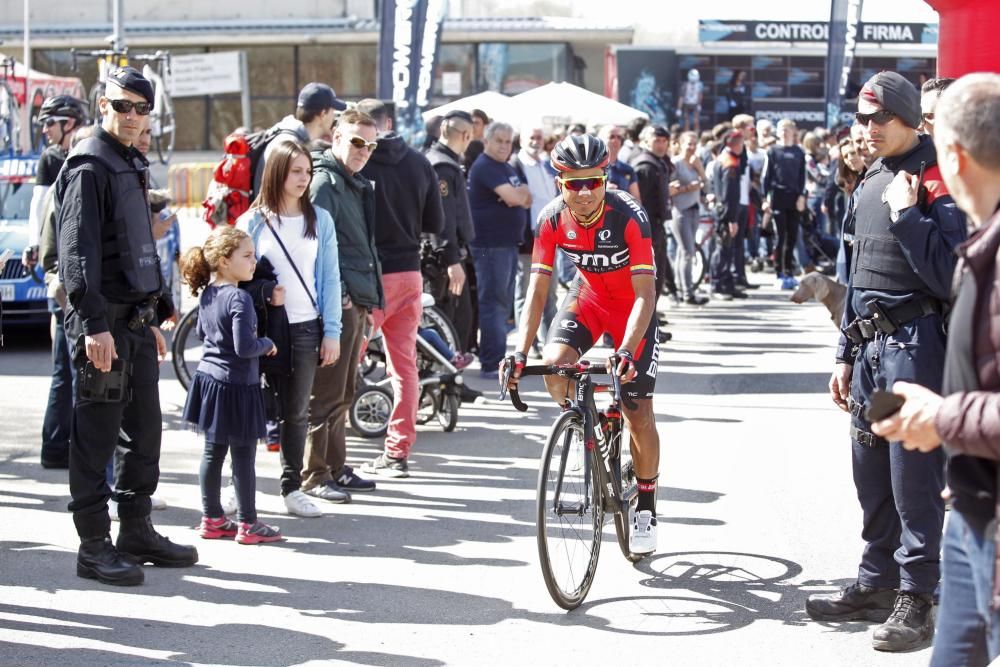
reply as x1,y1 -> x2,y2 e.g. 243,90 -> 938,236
846,396 -> 866,420
105,299 -> 157,331
850,424 -> 888,448
841,295 -> 941,345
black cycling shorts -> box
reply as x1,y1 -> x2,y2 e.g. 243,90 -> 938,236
545,292 -> 659,400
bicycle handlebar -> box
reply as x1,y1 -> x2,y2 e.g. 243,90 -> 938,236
499,357 -> 638,412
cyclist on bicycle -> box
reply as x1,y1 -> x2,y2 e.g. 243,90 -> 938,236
504,133 -> 661,554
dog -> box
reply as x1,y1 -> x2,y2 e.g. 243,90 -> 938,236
790,272 -> 847,327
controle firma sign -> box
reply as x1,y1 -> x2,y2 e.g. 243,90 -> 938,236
699,20 -> 938,45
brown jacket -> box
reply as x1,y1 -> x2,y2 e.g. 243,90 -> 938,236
934,208 -> 1000,608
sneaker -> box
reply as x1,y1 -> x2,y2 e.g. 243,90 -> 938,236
781,276 -> 799,290
266,442 -> 281,452
656,329 -> 672,344
150,495 -> 168,510
871,592 -> 934,652
451,352 -> 475,370
731,289 -> 749,299
806,581 -> 897,622
710,290 -> 733,301
237,521 -> 283,545
361,453 -> 410,479
304,481 -> 351,504
336,465 -> 376,492
221,482 -> 238,515
109,499 -> 119,522
684,295 -> 709,306
629,509 -> 658,555
775,273 -> 786,287
198,515 -> 239,539
282,490 -> 323,517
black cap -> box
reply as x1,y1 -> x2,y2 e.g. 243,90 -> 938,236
443,110 -> 474,123
651,125 -> 670,138
297,82 -> 347,112
106,66 -> 155,106
860,71 -> 921,129
357,98 -> 389,119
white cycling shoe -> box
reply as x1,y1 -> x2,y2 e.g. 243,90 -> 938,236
629,509 -> 658,555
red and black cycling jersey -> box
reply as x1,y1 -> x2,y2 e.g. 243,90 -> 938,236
531,189 -> 655,305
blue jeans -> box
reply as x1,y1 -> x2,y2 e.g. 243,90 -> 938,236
931,510 -> 1000,666
41,301 -> 74,465
275,319 -> 321,495
472,246 -> 519,371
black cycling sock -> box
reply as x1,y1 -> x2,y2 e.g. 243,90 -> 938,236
636,476 -> 658,516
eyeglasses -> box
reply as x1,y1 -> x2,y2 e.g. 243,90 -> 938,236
854,110 -> 896,126
558,175 -> 607,191
347,135 -> 378,151
107,98 -> 153,116
43,117 -> 67,127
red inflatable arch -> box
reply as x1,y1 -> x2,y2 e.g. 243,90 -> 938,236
926,0 -> 1000,76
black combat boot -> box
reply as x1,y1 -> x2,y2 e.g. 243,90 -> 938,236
77,535 -> 144,586
806,581 -> 897,622
117,516 -> 199,567
872,591 -> 934,652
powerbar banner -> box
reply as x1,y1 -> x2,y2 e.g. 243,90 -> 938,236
377,0 -> 448,145
825,0 -> 864,128
699,20 -> 936,45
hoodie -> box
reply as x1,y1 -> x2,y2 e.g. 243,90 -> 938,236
360,132 -> 444,274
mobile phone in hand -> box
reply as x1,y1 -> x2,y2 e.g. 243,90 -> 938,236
865,390 -> 905,422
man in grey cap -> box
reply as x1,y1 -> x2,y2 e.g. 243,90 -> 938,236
807,70 -> 967,653
57,66 -> 198,585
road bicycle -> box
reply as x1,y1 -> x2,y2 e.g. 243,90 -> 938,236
71,48 -> 175,164
500,355 -> 646,610
664,214 -> 714,292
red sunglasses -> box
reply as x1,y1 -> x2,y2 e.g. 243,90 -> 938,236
558,175 -> 607,191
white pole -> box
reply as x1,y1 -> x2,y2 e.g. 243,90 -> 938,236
240,51 -> 251,131
112,0 -> 124,51
22,0 -> 30,154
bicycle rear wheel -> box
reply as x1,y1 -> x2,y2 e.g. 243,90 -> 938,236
537,410 -> 603,610
170,307 -> 201,391
691,246 -> 707,290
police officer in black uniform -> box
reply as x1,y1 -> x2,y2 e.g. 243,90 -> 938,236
426,110 -> 477,352
806,72 -> 967,652
58,67 -> 198,586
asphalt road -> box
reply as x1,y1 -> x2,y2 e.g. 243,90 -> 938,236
0,281 -> 935,666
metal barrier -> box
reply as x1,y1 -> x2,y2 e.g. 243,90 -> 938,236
168,162 -> 216,209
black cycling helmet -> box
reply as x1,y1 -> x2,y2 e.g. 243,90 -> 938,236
551,133 -> 610,173
37,95 -> 87,124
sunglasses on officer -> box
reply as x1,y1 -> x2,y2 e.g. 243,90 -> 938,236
558,175 -> 607,191
106,98 -> 153,116
347,135 -> 378,152
854,109 -> 895,126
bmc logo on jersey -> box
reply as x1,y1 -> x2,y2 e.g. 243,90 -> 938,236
615,190 -> 649,224
563,248 -> 630,273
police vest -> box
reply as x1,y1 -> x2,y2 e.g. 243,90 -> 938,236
67,136 -> 161,295
426,143 -> 474,244
849,159 -> 947,292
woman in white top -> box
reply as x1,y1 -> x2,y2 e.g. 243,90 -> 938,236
237,141 -> 341,518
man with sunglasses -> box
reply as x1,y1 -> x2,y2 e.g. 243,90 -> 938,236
56,66 -> 197,586
506,134 -> 662,555
919,77 -> 955,140
27,95 -> 86,471
808,71 -> 967,653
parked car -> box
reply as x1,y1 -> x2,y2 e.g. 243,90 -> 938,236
0,155 -> 47,329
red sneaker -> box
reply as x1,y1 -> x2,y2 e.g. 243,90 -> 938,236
266,442 -> 280,452
237,521 -> 283,545
198,515 -> 239,539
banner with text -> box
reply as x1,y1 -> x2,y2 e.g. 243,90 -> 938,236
377,0 -> 447,145
825,0 -> 864,128
699,20 -> 936,45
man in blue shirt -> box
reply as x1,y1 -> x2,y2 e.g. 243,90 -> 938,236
600,124 -> 641,200
467,121 -> 532,376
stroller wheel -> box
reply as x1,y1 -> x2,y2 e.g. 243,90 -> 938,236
437,391 -> 460,432
350,385 -> 392,438
416,387 -> 436,425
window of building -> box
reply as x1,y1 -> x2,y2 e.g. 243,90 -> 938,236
476,43 -> 569,95
299,44 -> 376,99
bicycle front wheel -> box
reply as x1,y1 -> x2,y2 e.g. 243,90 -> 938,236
170,307 -> 201,391
537,410 -> 604,610
691,245 -> 707,290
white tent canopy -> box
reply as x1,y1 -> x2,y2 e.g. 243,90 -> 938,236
422,91 -> 515,123
510,82 -> 648,130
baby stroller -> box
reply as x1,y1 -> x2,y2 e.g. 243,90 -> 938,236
350,293 -> 467,438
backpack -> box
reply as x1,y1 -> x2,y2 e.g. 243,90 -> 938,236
202,125 -> 300,227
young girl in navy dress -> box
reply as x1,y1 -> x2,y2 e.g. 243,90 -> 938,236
181,226 -> 284,544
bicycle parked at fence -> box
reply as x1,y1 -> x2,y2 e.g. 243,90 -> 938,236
71,47 -> 175,164
500,355 -> 646,610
